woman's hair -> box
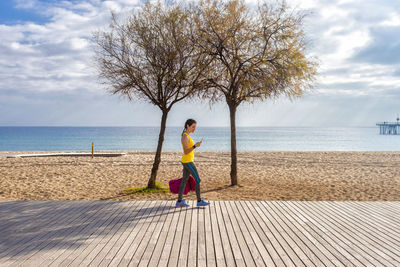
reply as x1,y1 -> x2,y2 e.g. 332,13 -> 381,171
182,119 -> 197,136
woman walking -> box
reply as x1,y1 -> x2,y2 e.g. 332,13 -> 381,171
176,119 -> 210,207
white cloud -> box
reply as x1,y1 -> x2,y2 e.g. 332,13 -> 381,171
70,37 -> 89,50
0,0 -> 139,95
1,0 -> 399,126
380,12 -> 400,26
14,0 -> 38,9
9,41 -> 36,53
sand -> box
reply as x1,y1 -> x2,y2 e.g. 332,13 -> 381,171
0,150 -> 399,201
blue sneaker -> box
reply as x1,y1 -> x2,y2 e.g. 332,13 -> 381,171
176,200 -> 190,207
197,199 -> 210,207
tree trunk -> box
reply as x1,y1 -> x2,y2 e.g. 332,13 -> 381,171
229,104 -> 238,185
148,111 -> 168,188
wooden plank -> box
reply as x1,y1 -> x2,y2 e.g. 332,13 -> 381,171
63,201 -> 135,267
37,200 -> 118,266
147,201 -> 178,267
208,200 -> 225,267
105,201 -> 154,266
221,200 -> 255,266
381,201 -> 400,213
204,200 -> 216,267
0,201 -> 89,265
270,201 -> 339,266
0,201 -> 71,260
0,201 -> 56,242
161,201 -> 185,267
238,201 -> 297,266
283,201 -> 368,266
0,201 -> 39,226
219,201 -> 246,267
226,200 -> 264,267
197,202 -> 207,267
157,202 -> 184,267
344,201 -> 400,229
328,201 -> 400,247
344,200 -> 400,224
0,201 -> 70,237
363,201 -> 400,215
268,201 -> 345,266
0,200 -> 399,266
0,200 -> 27,215
314,201 -> 400,265
84,201 -> 148,266
0,200 -> 25,208
257,200 -> 323,266
177,200 -> 194,267
131,200 -> 170,267
187,202 -> 198,267
242,200 -> 296,267
254,200 -> 313,266
312,201 -> 400,265
116,201 -> 165,266
273,201 -> 353,266
288,201 -> 385,266
10,201 -> 104,267
50,201 -> 132,267
34,201 -> 123,267
214,200 -> 235,267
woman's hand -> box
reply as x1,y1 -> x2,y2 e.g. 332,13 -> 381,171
195,140 -> 202,148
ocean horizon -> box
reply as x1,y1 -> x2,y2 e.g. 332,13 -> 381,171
1,126 -> 399,152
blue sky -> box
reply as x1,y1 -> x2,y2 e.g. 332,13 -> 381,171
0,0 -> 399,127
0,0 -> 51,24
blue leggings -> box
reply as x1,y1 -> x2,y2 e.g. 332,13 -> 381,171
178,161 -> 201,202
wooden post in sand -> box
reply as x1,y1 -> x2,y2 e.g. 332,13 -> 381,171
92,142 -> 94,158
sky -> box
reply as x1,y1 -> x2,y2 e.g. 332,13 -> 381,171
0,0 -> 399,127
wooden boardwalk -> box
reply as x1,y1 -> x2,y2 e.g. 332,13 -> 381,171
0,200 -> 399,267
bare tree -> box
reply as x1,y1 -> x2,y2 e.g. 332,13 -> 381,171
192,0 -> 318,185
92,0 -> 211,188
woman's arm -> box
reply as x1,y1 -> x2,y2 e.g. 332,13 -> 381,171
181,134 -> 202,154
183,134 -> 203,154
181,134 -> 195,154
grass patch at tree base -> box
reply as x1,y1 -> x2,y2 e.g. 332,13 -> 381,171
122,181 -> 169,195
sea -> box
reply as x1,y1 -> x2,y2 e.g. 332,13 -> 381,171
0,126 -> 399,151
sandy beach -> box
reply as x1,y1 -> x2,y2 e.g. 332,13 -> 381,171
0,150 -> 399,201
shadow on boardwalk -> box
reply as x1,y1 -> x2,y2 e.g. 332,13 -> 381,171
102,184 -> 237,200
0,200 -> 399,266
0,201 -> 177,258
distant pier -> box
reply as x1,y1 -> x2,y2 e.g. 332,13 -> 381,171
376,116 -> 400,135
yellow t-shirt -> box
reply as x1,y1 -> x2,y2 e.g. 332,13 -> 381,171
181,132 -> 194,163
